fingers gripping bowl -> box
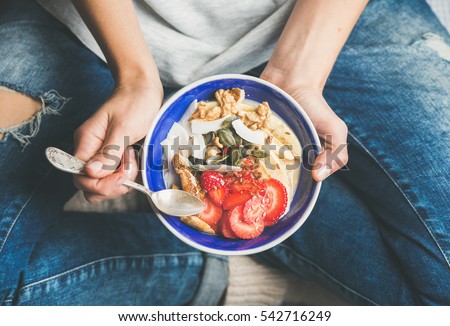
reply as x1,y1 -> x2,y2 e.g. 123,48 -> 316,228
142,74 -> 321,255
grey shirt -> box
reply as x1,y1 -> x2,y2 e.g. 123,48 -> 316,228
37,0 -> 294,86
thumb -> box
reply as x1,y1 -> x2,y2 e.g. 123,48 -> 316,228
311,117 -> 349,182
84,125 -> 128,179
312,135 -> 349,182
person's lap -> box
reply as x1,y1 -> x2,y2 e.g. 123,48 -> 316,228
1,0 -> 449,306
257,0 -> 450,305
0,0 -> 228,306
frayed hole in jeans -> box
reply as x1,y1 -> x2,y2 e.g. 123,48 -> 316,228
0,87 -> 70,147
413,33 -> 450,62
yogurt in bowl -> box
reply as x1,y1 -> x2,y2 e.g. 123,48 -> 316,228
142,74 -> 321,255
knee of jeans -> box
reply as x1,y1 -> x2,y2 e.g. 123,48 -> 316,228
0,86 -> 70,146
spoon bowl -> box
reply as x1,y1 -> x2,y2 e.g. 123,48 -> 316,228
151,189 -> 207,216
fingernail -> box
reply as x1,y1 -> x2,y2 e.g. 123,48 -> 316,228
86,160 -> 103,173
316,165 -> 332,181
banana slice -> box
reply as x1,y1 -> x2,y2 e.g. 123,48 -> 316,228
264,130 -> 295,161
237,101 -> 258,112
266,115 -> 302,158
255,152 -> 292,203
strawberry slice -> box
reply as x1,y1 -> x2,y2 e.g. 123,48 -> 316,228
242,195 -> 267,224
200,171 -> 226,191
198,197 -> 222,229
262,178 -> 288,226
224,174 -> 238,186
207,186 -> 229,206
220,213 -> 238,239
230,179 -> 266,196
200,171 -> 228,206
228,205 -> 265,239
223,191 -> 253,210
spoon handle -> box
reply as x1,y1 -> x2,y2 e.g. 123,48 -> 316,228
46,147 -> 86,175
45,147 -> 153,197
123,180 -> 153,197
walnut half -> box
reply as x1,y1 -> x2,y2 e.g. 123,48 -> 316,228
215,88 -> 245,116
242,101 -> 271,130
190,101 -> 208,120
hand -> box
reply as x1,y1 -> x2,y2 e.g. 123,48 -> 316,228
73,82 -> 163,202
261,70 -> 348,182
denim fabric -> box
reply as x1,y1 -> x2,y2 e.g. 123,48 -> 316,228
0,0 -> 227,306
0,0 -> 449,306
254,0 -> 450,305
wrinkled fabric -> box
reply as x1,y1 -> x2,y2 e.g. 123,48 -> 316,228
0,0 -> 449,306
37,0 -> 295,86
0,0 -> 227,306
254,0 -> 450,305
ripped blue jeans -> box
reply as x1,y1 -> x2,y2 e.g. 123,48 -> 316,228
0,0 -> 227,306
0,0 -> 449,305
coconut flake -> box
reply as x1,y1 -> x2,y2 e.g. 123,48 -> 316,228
232,119 -> 265,145
167,122 -> 189,147
179,99 -> 197,134
167,122 -> 190,158
191,115 -> 233,134
160,136 -> 177,188
160,123 -> 191,188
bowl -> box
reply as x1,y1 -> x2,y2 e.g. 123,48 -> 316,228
142,74 -> 321,255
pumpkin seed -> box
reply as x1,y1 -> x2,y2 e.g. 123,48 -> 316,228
251,149 -> 269,158
233,133 -> 243,146
203,131 -> 215,145
221,116 -> 239,129
210,155 -> 229,165
189,155 -> 206,165
240,144 -> 253,157
190,165 -> 207,171
217,129 -> 236,147
230,148 -> 242,166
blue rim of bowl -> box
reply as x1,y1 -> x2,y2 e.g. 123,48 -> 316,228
142,74 -> 322,256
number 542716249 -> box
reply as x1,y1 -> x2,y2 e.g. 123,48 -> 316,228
260,310 -> 331,322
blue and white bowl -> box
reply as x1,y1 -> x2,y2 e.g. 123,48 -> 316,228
142,74 -> 321,255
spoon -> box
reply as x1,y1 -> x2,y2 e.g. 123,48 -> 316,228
45,147 -> 205,216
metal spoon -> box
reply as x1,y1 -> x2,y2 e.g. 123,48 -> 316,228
45,147 -> 205,216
